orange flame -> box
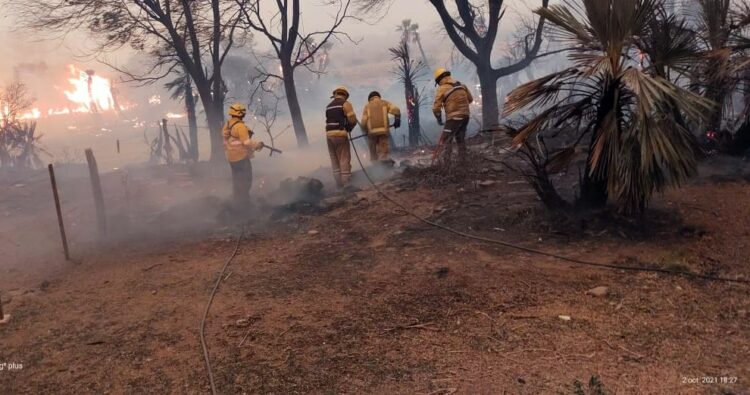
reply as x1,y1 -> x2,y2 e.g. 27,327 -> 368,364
63,65 -> 116,113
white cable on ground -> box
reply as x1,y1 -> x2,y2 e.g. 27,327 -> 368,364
349,140 -> 750,285
200,225 -> 245,395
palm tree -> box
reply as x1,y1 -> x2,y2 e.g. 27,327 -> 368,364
164,69 -> 199,161
690,0 -> 750,132
504,0 -> 714,214
390,41 -> 427,147
397,20 -> 432,72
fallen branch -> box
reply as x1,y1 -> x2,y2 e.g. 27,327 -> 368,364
142,263 -> 163,272
382,321 -> 440,333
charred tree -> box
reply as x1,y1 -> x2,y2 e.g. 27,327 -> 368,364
165,69 -> 199,161
238,0 -> 357,148
361,0 -> 551,130
17,0 -> 245,162
390,42 -> 426,147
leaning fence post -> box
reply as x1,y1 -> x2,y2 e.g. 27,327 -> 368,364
0,294 -> 9,324
161,119 -> 173,165
48,164 -> 71,261
85,148 -> 107,239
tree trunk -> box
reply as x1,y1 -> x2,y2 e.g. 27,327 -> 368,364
412,95 -> 421,146
282,64 -> 309,147
205,103 -> 225,162
184,76 -> 199,161
478,69 -> 499,131
405,82 -> 419,147
579,83 -> 621,209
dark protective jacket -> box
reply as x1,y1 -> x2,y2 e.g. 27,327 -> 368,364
325,94 -> 358,138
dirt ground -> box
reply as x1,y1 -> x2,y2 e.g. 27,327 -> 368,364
0,152 -> 749,394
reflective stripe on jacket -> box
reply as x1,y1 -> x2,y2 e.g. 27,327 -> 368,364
433,76 -> 473,120
325,94 -> 358,138
361,97 -> 400,135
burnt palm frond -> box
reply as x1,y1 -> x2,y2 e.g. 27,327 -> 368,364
504,0 -> 712,215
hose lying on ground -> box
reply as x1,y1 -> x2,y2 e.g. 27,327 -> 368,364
349,140 -> 750,285
200,226 -> 245,395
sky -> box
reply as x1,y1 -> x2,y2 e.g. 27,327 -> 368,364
0,0 -> 546,167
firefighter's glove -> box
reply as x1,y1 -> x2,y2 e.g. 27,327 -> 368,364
393,116 -> 401,129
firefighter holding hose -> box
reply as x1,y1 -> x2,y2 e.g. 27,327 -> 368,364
325,86 -> 358,187
432,68 -> 473,162
223,103 -> 265,208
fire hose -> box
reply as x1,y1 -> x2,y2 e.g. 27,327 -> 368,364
348,140 -> 750,285
200,225 -> 245,395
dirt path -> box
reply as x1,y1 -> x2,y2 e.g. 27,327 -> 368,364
1,165 -> 749,394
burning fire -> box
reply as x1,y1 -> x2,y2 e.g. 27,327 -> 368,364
0,103 -> 41,121
63,65 -> 116,113
166,112 -> 185,119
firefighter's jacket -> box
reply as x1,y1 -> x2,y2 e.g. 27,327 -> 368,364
433,76 -> 473,120
223,117 -> 262,162
325,94 -> 358,138
361,97 -> 400,135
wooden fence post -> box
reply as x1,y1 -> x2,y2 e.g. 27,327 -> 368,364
161,119 -> 173,165
48,164 -> 71,260
116,139 -> 121,154
0,294 -> 8,324
84,148 -> 107,239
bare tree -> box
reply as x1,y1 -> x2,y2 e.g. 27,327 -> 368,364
0,82 -> 46,168
0,82 -> 34,129
236,0 -> 358,147
252,94 -> 290,153
16,0 -> 247,162
361,0 -> 551,131
390,41 -> 427,147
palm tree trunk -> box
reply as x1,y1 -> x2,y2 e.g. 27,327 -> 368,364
415,35 -> 431,71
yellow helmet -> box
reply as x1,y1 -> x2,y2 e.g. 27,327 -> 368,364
332,86 -> 350,98
228,103 -> 246,118
434,68 -> 450,85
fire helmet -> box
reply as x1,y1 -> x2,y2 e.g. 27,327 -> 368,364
332,86 -> 350,98
368,91 -> 381,100
228,103 -> 246,118
434,68 -> 451,85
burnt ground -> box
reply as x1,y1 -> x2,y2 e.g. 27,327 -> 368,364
0,152 -> 749,394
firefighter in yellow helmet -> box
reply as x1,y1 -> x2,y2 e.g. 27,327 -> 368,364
325,86 -> 358,187
432,68 -> 473,161
360,91 -> 401,165
223,103 -> 265,208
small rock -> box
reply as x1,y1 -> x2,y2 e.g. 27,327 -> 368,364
393,230 -> 404,236
307,230 -> 319,235
558,315 -> 572,321
151,290 -> 157,295
236,318 -> 250,327
586,286 -> 609,297
478,180 -> 496,187
517,378 -> 526,384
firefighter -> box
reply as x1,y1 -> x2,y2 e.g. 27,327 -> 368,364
432,68 -> 473,161
360,91 -> 401,165
325,86 -> 358,187
223,103 -> 265,208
